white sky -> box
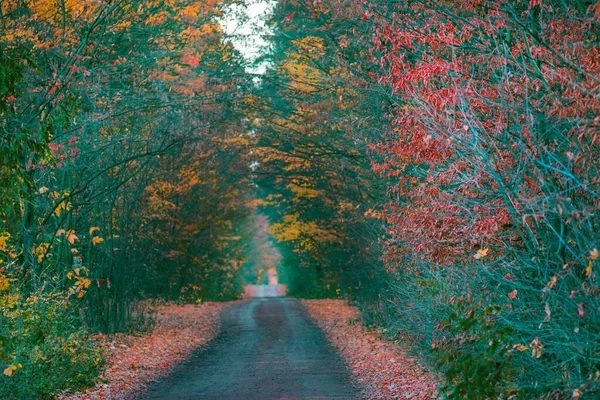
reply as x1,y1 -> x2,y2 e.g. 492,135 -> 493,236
218,0 -> 276,75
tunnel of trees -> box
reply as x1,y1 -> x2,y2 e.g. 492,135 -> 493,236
1,0 -> 599,398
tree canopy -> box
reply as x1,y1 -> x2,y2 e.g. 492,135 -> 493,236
1,0 -> 599,398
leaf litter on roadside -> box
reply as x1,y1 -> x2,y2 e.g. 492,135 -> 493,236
302,299 -> 438,399
61,302 -> 233,400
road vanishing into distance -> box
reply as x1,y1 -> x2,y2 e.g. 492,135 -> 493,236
142,298 -> 359,400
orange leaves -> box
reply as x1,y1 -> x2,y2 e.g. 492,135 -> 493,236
66,231 -> 79,244
529,337 -> 543,359
512,344 -> 528,352
55,229 -> 78,245
91,237 -> 104,246
473,247 -> 490,259
3,363 -> 22,377
145,11 -> 171,27
179,5 -> 200,24
507,290 -> 518,300
35,243 -> 50,263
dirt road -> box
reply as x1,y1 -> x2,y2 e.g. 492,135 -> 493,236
142,298 -> 359,400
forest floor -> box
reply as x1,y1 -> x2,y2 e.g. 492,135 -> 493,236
61,302 -> 232,400
302,299 -> 439,399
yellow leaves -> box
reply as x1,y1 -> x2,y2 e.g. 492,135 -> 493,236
34,243 -> 50,263
54,200 -> 72,217
38,186 -> 49,194
279,59 -> 323,93
587,263 -> 594,277
473,248 -> 490,259
249,198 -> 270,208
290,36 -> 326,57
67,267 -> 91,298
66,266 -> 87,279
90,228 -> 104,245
270,214 -> 341,248
363,208 -> 381,219
0,232 -> 10,252
178,4 -> 201,23
111,20 -> 132,32
0,274 -> 9,291
587,248 -> 598,277
145,11 -> 171,26
3,363 -> 22,377
287,183 -> 321,199
218,236 -> 241,242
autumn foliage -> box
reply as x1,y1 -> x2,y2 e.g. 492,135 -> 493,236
256,0 -> 600,397
1,0 -> 252,397
1,0 -> 599,397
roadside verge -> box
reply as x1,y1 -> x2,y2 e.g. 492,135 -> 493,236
62,302 -> 233,400
302,299 -> 438,399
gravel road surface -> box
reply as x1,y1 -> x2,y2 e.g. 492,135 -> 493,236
142,298 -> 359,400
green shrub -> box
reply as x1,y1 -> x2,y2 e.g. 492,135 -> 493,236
0,288 -> 104,399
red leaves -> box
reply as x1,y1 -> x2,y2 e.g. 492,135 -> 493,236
283,11 -> 296,23
507,290 -> 518,300
302,300 -> 438,399
181,55 -> 200,67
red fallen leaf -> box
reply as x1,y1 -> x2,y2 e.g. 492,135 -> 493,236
507,289 -> 518,300
578,303 -> 586,317
7,95 -> 16,102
